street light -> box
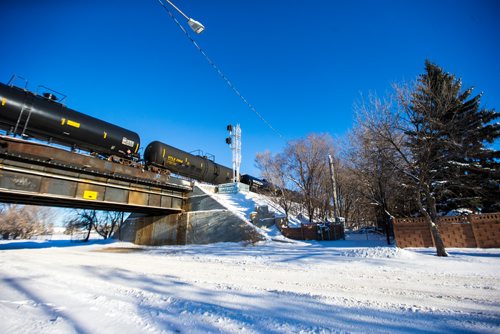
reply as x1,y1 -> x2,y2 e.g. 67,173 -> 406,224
163,0 -> 205,34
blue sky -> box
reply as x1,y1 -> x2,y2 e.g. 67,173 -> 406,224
1,0 -> 499,176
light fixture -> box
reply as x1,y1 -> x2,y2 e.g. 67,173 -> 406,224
187,18 -> 205,34
163,0 -> 205,34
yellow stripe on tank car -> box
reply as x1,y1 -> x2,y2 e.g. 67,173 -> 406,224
61,118 -> 66,125
134,143 -> 139,153
103,132 -> 107,139
67,120 -> 80,128
1,98 -> 6,106
162,148 -> 166,158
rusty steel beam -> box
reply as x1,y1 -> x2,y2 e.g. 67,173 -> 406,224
0,163 -> 186,213
0,135 -> 190,189
0,136 -> 192,213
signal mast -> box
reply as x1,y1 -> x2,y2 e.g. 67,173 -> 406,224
226,124 -> 241,183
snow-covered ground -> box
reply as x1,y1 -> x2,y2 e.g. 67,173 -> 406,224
1,235 -> 499,333
199,185 -> 307,228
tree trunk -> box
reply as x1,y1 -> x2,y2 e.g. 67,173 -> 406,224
278,188 -> 290,220
307,200 -> 314,223
429,222 -> 448,257
84,221 -> 92,242
383,210 -> 392,245
107,221 -> 116,239
83,210 -> 96,242
417,188 -> 448,257
423,184 -> 448,256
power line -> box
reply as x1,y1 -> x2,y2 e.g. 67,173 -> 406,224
157,0 -> 284,139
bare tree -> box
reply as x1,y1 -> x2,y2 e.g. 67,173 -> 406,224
256,134 -> 337,224
94,211 -> 122,239
65,209 -> 123,241
0,204 -> 54,239
65,209 -> 97,242
334,159 -> 363,227
343,99 -> 411,244
284,133 -> 335,223
255,150 -> 296,220
355,89 -> 448,256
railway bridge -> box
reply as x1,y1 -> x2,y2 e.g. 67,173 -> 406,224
0,136 -> 263,245
0,135 -> 191,214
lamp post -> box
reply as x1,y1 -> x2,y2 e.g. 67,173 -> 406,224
162,0 -> 205,34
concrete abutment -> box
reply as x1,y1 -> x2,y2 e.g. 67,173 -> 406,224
118,185 -> 265,245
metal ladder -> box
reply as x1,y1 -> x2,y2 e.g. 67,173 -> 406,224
8,75 -> 32,137
13,102 -> 34,137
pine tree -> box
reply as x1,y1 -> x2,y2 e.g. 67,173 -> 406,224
396,60 -> 499,256
410,60 -> 499,214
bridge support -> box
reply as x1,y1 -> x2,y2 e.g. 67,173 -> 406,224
118,210 -> 264,245
118,185 -> 265,245
118,212 -> 185,245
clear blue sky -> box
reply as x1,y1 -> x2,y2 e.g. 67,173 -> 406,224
1,0 -> 499,176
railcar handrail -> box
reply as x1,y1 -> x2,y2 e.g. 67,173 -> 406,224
36,85 -> 67,105
189,149 -> 215,162
7,74 -> 28,89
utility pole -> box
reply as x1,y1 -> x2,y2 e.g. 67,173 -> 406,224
328,154 -> 339,221
328,154 -> 344,239
226,124 -> 241,183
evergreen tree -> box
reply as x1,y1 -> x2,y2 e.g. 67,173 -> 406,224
410,60 -> 499,214
359,60 -> 498,257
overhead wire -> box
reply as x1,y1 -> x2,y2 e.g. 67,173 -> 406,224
157,0 -> 284,139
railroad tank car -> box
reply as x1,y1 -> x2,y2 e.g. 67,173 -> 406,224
240,174 -> 265,191
0,82 -> 140,157
240,174 -> 275,193
144,141 -> 233,184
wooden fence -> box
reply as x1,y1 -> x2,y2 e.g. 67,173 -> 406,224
393,213 -> 500,248
277,221 -> 345,241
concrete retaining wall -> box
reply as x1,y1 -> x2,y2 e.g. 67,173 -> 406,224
183,210 -> 264,244
118,212 -> 183,246
118,185 -> 266,245
119,210 -> 264,245
187,186 -> 225,211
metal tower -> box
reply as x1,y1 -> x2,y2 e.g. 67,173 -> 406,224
226,124 -> 241,183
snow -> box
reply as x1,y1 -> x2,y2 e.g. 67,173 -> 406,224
1,189 -> 498,332
199,185 -> 305,228
445,208 -> 474,216
196,185 -> 312,242
1,235 -> 499,333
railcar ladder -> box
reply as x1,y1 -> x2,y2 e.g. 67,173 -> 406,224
13,103 -> 34,137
